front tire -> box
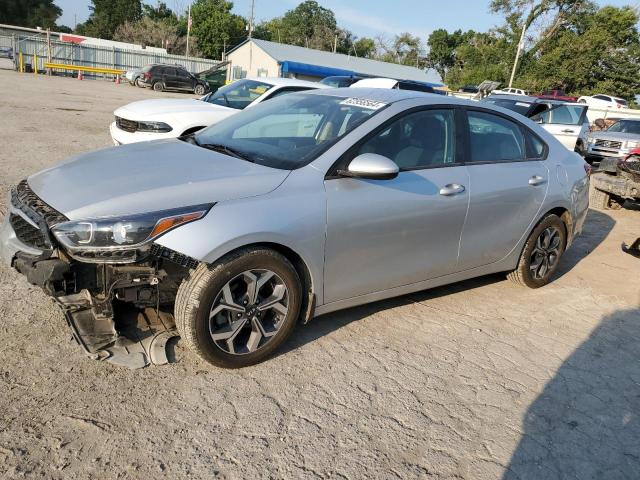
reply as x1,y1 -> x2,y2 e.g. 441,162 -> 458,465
175,248 -> 302,368
508,215 -> 567,288
134,77 -> 142,87
194,84 -> 206,95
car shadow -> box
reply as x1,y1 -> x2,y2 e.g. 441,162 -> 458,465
279,209 -> 613,356
552,208 -> 615,280
278,274 -> 504,357
503,306 -> 640,479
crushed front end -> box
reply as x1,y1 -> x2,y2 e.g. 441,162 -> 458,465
1,180 -> 201,369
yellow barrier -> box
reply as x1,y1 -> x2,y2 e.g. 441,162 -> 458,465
44,62 -> 125,75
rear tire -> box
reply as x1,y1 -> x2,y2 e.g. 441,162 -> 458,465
590,186 -> 611,210
152,81 -> 164,92
175,248 -> 302,368
507,215 -> 567,288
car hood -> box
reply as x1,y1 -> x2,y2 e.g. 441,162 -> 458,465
114,98 -> 235,120
590,131 -> 640,141
27,139 -> 290,220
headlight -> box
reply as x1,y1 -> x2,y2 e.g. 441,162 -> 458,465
625,140 -> 640,149
587,137 -> 596,144
137,121 -> 173,133
51,204 -> 212,260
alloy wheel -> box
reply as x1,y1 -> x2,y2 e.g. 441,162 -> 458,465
208,269 -> 289,355
529,226 -> 562,280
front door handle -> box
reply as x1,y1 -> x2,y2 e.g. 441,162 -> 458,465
529,175 -> 546,186
439,183 -> 466,196
561,129 -> 576,134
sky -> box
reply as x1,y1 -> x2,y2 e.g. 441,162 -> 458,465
56,0 -> 639,37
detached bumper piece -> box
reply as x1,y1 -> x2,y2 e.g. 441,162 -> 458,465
57,291 -> 177,369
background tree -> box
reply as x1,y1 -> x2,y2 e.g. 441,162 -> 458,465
0,0 -> 63,29
426,29 -> 475,80
353,37 -> 376,58
76,0 -> 142,39
190,0 -> 246,59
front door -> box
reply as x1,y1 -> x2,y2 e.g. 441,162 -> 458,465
458,109 -> 549,270
323,108 -> 470,304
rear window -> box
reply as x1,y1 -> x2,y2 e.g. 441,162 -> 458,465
482,98 -> 533,116
615,98 -> 628,106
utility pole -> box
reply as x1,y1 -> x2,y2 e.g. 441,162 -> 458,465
46,28 -> 51,76
186,3 -> 192,58
248,0 -> 255,38
508,17 -> 528,88
333,35 -> 337,53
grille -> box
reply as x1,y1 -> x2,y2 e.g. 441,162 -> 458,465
10,180 -> 68,250
10,214 -> 48,249
594,139 -> 622,149
115,116 -> 138,133
149,244 -> 200,269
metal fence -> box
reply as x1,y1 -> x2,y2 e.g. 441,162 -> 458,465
0,33 -> 220,76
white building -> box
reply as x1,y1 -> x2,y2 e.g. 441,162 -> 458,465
225,38 -> 442,86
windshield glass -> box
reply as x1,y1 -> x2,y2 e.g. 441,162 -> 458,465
204,79 -> 274,110
607,120 -> 640,134
194,93 -> 386,170
482,98 -> 533,116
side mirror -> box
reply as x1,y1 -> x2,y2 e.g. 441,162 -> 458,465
338,153 -> 399,180
532,116 -> 544,124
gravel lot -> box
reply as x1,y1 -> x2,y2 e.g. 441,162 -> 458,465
0,70 -> 639,479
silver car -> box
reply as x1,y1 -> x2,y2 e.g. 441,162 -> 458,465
586,118 -> 640,163
0,89 -> 590,369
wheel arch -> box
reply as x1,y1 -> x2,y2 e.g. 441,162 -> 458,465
203,240 -> 316,322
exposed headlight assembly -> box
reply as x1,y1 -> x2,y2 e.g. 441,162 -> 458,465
51,204 -> 212,263
625,140 -> 640,149
137,121 -> 173,133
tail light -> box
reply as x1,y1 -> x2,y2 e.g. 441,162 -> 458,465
583,162 -> 592,176
144,72 -> 151,79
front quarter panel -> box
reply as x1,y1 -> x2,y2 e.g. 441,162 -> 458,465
155,166 -> 328,304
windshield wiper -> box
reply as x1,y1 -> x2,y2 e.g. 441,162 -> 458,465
197,142 -> 255,162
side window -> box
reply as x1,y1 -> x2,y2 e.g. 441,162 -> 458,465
523,129 -> 546,159
177,69 -> 190,79
164,67 -> 176,76
356,109 -> 457,170
467,111 -> 525,162
532,105 -> 584,126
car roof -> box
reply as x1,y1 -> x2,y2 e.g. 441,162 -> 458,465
242,77 -> 329,88
304,87 -> 480,106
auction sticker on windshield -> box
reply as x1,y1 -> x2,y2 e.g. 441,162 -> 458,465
340,98 -> 387,110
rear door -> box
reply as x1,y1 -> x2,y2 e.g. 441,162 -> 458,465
532,104 -> 588,150
458,109 -> 549,270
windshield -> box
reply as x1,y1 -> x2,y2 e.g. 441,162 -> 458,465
194,93 -> 386,170
607,120 -> 640,134
482,98 -> 533,116
204,79 -> 274,110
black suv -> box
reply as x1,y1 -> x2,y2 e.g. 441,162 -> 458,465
139,64 -> 209,95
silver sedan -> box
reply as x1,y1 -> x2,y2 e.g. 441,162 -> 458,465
0,88 -> 590,368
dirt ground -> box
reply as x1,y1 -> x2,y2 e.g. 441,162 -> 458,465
0,69 -> 639,479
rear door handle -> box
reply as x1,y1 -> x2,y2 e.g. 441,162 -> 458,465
529,175 -> 546,186
561,129 -> 576,133
439,184 -> 466,196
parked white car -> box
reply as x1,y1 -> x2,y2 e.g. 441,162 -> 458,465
110,77 -> 327,145
577,94 -> 629,109
491,87 -> 529,96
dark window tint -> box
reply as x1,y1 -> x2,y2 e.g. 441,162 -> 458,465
398,81 -> 435,93
177,69 -> 190,78
357,109 -> 456,169
468,111 -> 525,162
524,129 -> 546,159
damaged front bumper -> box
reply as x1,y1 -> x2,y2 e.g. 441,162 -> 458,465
1,181 -> 196,369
